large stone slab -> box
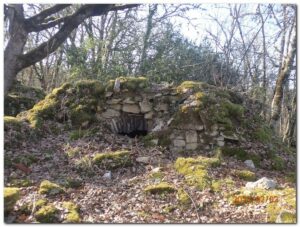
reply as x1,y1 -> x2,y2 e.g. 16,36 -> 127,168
173,139 -> 186,147
122,104 -> 140,114
102,109 -> 120,118
186,130 -> 198,143
186,143 -> 198,150
139,100 -> 152,113
245,177 -> 277,190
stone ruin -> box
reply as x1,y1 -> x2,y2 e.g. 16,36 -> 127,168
95,78 -> 245,153
13,77 -> 248,153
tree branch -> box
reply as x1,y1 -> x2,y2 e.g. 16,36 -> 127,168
18,4 -> 139,71
27,4 -> 71,24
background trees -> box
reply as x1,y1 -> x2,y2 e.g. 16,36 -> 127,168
4,4 -> 296,145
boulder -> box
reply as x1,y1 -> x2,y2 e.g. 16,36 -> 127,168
144,111 -> 154,119
245,177 -> 277,190
136,156 -> 151,163
244,160 -> 255,169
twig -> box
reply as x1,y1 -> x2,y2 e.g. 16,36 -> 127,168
182,188 -> 201,223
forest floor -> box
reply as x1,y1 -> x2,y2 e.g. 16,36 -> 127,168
4,124 -> 296,224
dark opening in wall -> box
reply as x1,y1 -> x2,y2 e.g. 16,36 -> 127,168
110,113 -> 148,138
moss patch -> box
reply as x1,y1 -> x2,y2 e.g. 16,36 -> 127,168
106,77 -> 149,92
233,170 -> 256,181
177,188 -> 191,206
144,182 -> 176,194
62,201 -> 81,223
35,204 -> 58,223
220,146 -> 260,166
174,156 -> 220,190
93,150 -> 132,169
4,187 -> 20,213
38,180 -> 64,196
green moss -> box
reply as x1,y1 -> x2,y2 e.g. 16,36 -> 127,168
177,188 -> 191,206
4,187 -> 20,213
66,147 -> 80,158
35,204 -> 58,223
70,105 -> 95,127
149,171 -> 164,180
265,187 -> 296,223
253,127 -> 272,143
62,201 -> 81,223
211,177 -> 235,193
285,172 -> 296,183
4,116 -> 23,129
177,81 -> 210,93
222,101 -> 244,120
233,170 -> 256,181
174,156 -> 220,190
106,77 -> 149,92
144,182 -> 176,194
93,150 -> 132,169
38,180 -> 64,195
10,178 -> 32,187
276,211 -> 296,223
64,178 -> 83,188
36,199 -> 48,208
271,155 -> 285,171
74,156 -> 94,175
220,147 -> 248,160
74,80 -> 104,96
69,130 -> 86,141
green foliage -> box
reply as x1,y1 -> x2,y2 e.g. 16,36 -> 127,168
253,126 -> 272,143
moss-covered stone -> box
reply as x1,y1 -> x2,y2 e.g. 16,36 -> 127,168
144,182 -> 176,194
106,77 -> 149,92
5,82 -> 45,116
233,170 -> 256,181
62,201 -> 81,223
35,204 -> 58,223
38,180 -> 64,195
176,81 -> 211,93
93,150 -> 132,169
4,187 -> 20,213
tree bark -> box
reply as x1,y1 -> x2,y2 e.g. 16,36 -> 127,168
283,93 -> 296,146
270,22 -> 296,125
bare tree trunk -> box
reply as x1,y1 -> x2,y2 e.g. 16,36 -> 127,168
283,93 -> 296,146
139,4 -> 158,74
270,22 -> 296,125
4,5 -> 28,93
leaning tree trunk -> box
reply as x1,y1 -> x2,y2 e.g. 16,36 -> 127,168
270,23 -> 296,126
283,93 -> 296,146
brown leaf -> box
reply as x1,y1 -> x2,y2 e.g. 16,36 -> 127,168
13,163 -> 32,174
